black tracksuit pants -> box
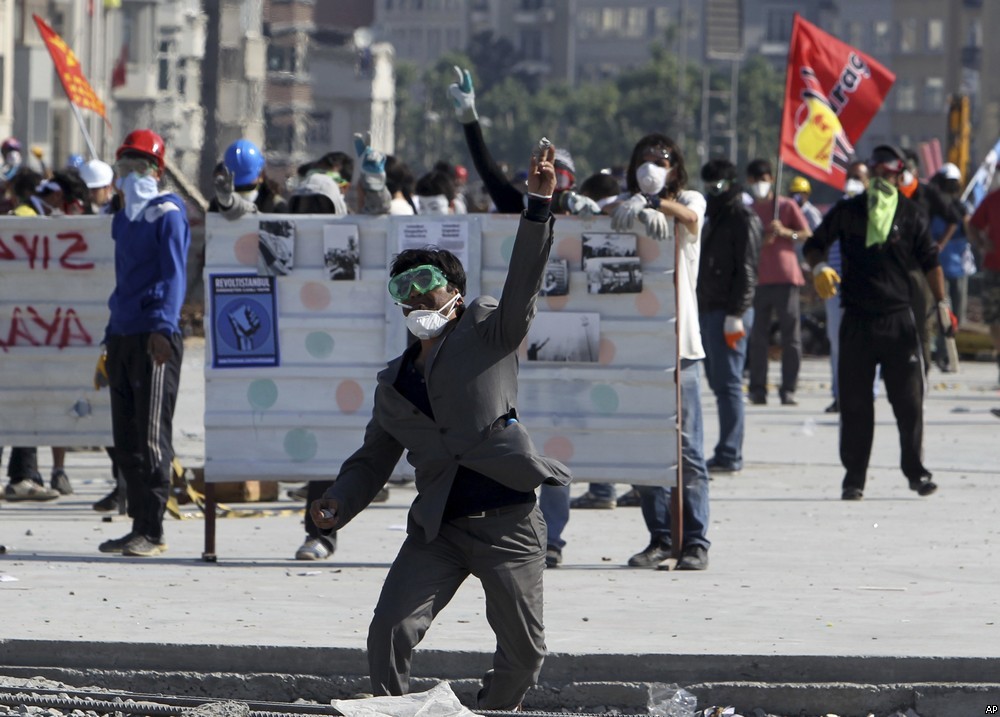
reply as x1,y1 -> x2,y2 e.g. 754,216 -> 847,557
106,333 -> 183,543
2,447 -> 40,483
838,309 -> 928,492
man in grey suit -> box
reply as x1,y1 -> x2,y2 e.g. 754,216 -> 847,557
312,142 -> 571,710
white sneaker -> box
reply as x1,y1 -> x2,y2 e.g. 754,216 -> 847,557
5,481 -> 60,502
295,537 -> 334,560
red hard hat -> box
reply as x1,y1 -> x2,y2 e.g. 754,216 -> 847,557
116,129 -> 166,169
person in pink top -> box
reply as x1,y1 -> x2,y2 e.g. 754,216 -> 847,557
968,187 -> 1000,386
744,158 -> 812,405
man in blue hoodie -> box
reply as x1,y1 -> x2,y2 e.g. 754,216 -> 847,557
98,129 -> 190,557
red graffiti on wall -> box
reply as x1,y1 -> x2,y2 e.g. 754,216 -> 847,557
0,232 -> 94,270
0,306 -> 94,352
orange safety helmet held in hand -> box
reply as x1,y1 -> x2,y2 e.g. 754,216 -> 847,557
116,129 -> 166,170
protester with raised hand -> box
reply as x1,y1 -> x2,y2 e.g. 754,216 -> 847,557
311,139 -> 571,709
353,132 -> 392,215
211,139 -> 286,220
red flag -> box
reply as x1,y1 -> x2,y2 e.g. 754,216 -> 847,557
32,14 -> 108,121
111,43 -> 128,89
779,14 -> 895,189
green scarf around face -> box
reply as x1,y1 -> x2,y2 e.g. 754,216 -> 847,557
866,177 -> 898,247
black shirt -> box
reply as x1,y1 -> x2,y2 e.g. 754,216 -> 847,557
804,193 -> 939,316
394,345 -> 534,521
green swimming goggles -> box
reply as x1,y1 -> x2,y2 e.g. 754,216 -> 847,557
387,264 -> 450,303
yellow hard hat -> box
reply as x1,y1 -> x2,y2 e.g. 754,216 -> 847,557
789,176 -> 811,194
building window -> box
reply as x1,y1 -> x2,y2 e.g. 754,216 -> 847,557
601,8 -> 626,33
177,58 -> 187,97
521,0 -> 544,9
847,21 -> 863,49
158,41 -> 174,92
267,45 -> 297,73
626,8 -> 645,38
766,10 -> 794,43
521,29 -> 543,60
899,18 -> 917,53
265,120 -> 294,155
924,77 -> 944,112
306,112 -> 331,146
927,19 -> 944,51
895,79 -> 915,111
873,21 -> 891,53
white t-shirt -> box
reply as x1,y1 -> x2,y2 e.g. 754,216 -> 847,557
674,189 -> 706,361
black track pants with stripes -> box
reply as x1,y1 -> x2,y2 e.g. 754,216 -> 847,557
106,333 -> 183,543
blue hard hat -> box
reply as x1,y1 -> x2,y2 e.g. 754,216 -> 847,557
67,153 -> 85,169
223,139 -> 265,187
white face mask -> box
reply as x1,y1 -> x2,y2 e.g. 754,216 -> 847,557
844,178 -> 866,197
636,162 -> 671,195
239,188 -> 259,204
405,293 -> 460,340
117,172 -> 160,221
901,170 -> 915,186
4,150 -> 22,167
750,181 -> 772,200
416,194 -> 451,215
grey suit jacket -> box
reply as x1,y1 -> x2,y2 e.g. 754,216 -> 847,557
326,213 -> 572,542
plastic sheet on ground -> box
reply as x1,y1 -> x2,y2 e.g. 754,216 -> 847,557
330,682 -> 476,717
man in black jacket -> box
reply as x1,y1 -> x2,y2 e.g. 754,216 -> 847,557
697,159 -> 763,473
804,145 -> 949,501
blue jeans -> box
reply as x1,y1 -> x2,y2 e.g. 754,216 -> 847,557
700,308 -> 753,468
539,483 -> 569,550
638,359 -> 710,549
587,482 -> 616,500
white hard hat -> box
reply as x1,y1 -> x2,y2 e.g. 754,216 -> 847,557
79,159 -> 114,189
938,162 -> 962,181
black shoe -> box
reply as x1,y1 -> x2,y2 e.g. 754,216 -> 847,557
51,468 -> 73,496
98,533 -> 136,554
908,474 -> 937,496
615,488 -> 641,507
93,488 -> 124,512
627,540 -> 671,568
545,545 -> 562,568
841,487 -> 864,501
780,392 -> 798,406
991,408 -> 1000,420
748,393 -> 767,405
676,544 -> 709,571
706,457 -> 742,474
825,400 -> 839,414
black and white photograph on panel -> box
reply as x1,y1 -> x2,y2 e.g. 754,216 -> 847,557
323,224 -> 361,281
525,311 -> 600,363
584,256 -> 643,294
258,219 -> 295,276
540,258 -> 569,296
580,232 -> 638,269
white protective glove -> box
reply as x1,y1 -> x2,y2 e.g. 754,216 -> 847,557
638,207 -> 671,242
936,300 -> 958,338
561,191 -> 602,216
723,315 -> 746,350
610,193 -> 648,232
447,66 -> 478,124
214,166 -> 235,209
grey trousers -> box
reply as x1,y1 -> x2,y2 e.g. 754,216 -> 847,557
748,283 -> 801,397
368,502 -> 547,710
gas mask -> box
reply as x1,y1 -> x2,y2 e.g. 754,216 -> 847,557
636,162 -> 672,195
405,293 -> 461,340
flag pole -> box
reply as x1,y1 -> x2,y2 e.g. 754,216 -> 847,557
68,98 -> 99,160
774,13 -> 800,219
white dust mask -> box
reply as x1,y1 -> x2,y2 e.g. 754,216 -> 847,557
844,178 -> 866,197
750,181 -> 772,200
239,188 -> 259,204
636,162 -> 671,195
405,293 -> 460,340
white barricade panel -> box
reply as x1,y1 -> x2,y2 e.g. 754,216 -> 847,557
204,213 -> 679,485
0,217 -> 114,446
